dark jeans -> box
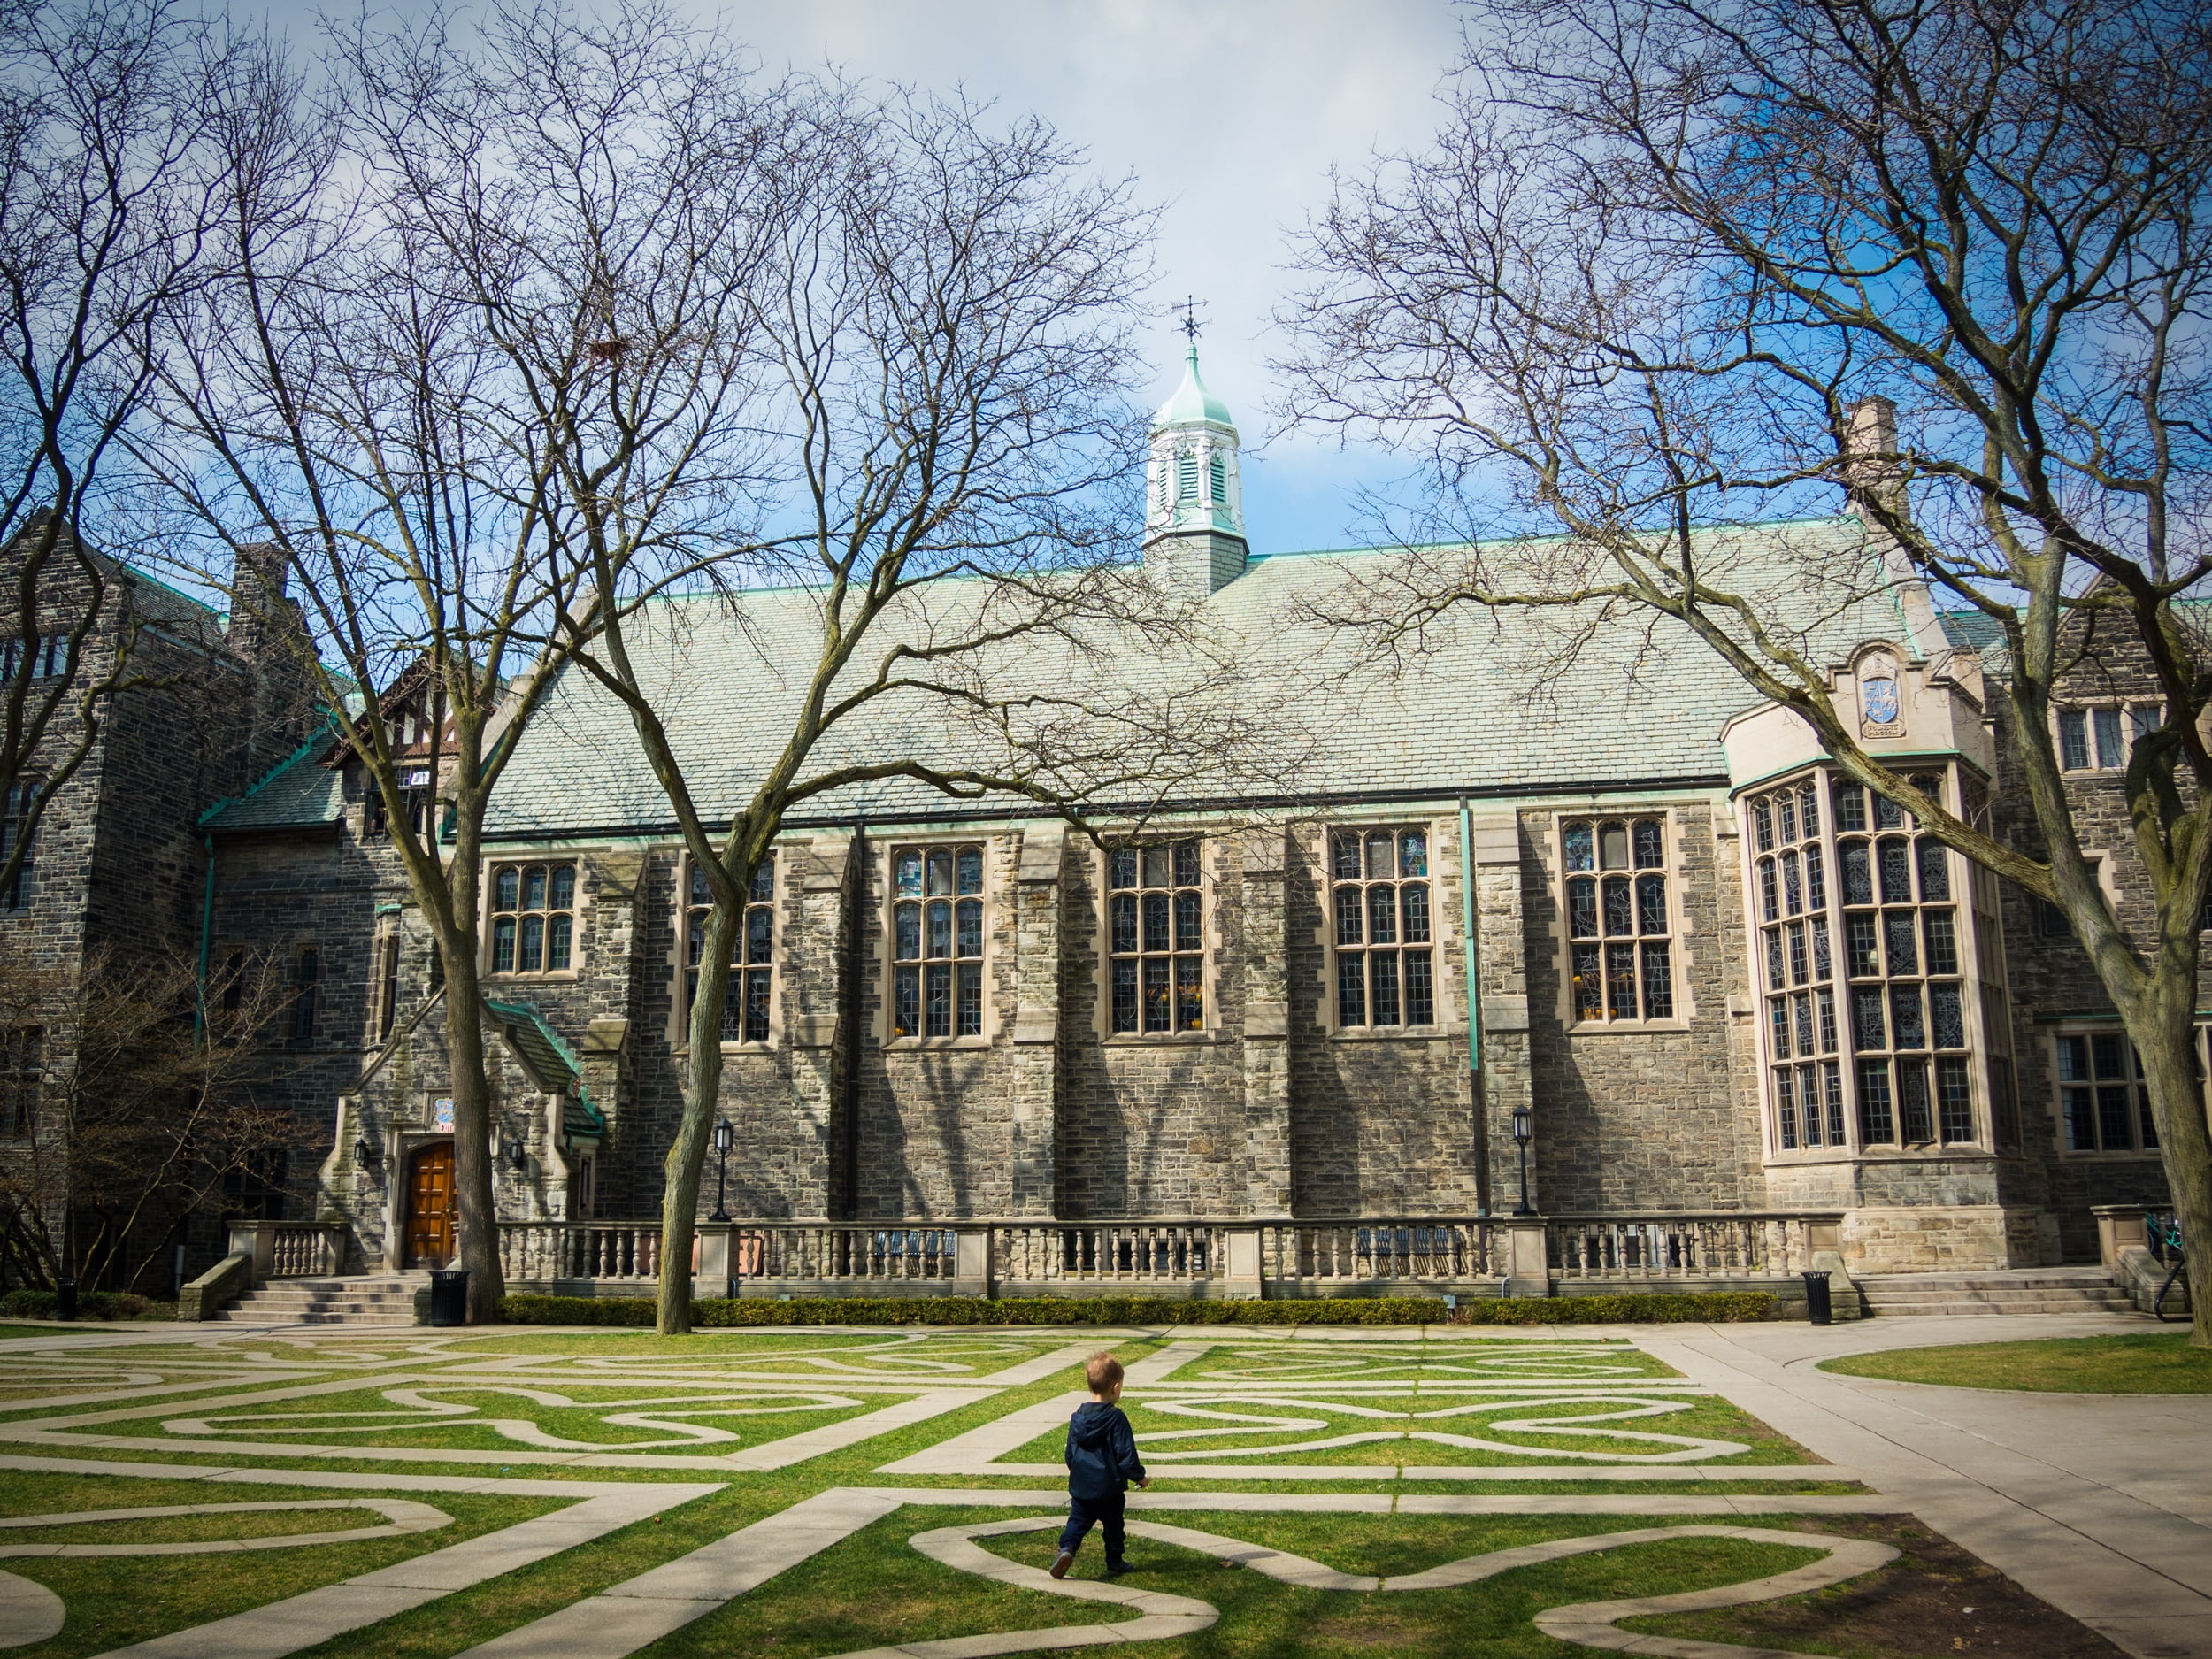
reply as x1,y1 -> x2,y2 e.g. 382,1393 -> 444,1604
1058,1490 -> 1126,1563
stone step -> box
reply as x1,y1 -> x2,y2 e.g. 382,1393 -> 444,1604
219,1276 -> 431,1325
1858,1292 -> 2132,1310
218,1318 -> 420,1336
1858,1283 -> 2115,1292
1863,1297 -> 2139,1316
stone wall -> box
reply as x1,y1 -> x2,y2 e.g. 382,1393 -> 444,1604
1522,798 -> 1759,1213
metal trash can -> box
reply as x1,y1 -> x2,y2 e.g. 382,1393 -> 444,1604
427,1269 -> 469,1327
1801,1269 -> 1833,1327
54,1278 -> 76,1322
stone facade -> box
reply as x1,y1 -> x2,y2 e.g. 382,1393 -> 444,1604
11,403 -> 2194,1292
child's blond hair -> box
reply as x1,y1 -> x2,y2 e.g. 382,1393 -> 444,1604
1084,1351 -> 1124,1394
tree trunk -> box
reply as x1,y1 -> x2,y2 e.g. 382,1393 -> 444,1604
439,944 -> 507,1323
2123,987 -> 2212,1348
658,902 -> 740,1335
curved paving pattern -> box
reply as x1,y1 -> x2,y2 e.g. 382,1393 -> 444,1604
827,1513 -> 1901,1659
1,1319 -> 2162,1659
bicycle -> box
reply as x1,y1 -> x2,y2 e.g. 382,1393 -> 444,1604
2151,1214 -> 2191,1323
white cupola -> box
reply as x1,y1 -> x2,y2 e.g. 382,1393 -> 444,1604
1143,337 -> 1247,595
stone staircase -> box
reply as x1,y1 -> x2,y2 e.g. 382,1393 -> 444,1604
219,1275 -> 428,1325
1856,1264 -> 2139,1317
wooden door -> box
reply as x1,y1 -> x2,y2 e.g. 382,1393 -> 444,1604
404,1141 -> 456,1267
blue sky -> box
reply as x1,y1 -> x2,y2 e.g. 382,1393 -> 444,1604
245,0 -> 1468,554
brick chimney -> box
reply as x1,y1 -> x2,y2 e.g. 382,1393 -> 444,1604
1843,396 -> 1909,526
227,543 -> 320,780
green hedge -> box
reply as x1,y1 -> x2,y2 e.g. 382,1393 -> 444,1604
1448,1292 -> 1776,1324
0,1288 -> 172,1321
495,1290 -> 1774,1328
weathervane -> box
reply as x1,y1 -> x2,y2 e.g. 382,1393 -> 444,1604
1179,295 -> 1206,342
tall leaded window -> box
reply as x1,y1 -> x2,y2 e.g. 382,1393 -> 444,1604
685,857 -> 774,1043
291,948 -> 319,1045
0,779 -> 36,911
1331,827 -> 1435,1026
1753,766 -> 1988,1155
1835,772 -> 1973,1146
1562,816 -> 1674,1023
1750,777 -> 1843,1149
490,861 -> 576,974
2053,1032 -> 2158,1153
1109,840 -> 1203,1033
892,845 -> 985,1038
1,1027 -> 42,1135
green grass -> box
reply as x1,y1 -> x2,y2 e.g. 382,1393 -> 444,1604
158,1380 -> 918,1455
0,1324 -> 77,1340
0,1470 -> 565,1659
1820,1331 -> 2212,1393
627,1506 -> 1830,1659
0,1325 -> 2086,1658
1002,1389 -> 1816,1468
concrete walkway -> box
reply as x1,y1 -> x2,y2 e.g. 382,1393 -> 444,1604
1639,1313 -> 2212,1659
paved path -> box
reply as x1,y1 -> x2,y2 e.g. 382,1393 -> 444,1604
1639,1313 -> 2212,1659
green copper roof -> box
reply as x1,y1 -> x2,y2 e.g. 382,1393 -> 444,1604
1152,343 -> 1234,430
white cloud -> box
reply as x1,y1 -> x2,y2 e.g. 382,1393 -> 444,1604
719,0 -> 1463,549
246,0 -> 1463,548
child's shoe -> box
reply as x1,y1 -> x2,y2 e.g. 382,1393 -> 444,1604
1049,1550 -> 1075,1579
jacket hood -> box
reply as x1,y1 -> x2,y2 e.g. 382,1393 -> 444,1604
1068,1402 -> 1118,1450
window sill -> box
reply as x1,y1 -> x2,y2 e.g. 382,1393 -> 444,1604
672,1041 -> 778,1056
1102,1030 -> 1217,1046
483,970 -> 582,984
883,1035 -> 995,1052
1565,1018 -> 1694,1035
1326,1025 -> 1454,1042
2057,1148 -> 2162,1159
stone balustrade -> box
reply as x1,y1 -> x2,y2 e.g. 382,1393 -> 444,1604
1548,1211 -> 1842,1280
493,1210 -> 1842,1302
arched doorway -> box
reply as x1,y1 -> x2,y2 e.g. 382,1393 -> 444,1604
403,1141 -> 457,1268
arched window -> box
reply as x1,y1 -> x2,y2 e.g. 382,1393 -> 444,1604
291,949 -> 319,1044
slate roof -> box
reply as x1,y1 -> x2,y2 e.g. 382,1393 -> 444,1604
200,727 -> 347,833
485,514 -> 1924,836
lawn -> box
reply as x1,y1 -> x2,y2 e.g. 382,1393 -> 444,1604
1820,1332 -> 2212,1394
0,1470 -> 566,1659
0,1322 -> 2131,1658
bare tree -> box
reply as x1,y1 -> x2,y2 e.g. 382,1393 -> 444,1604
0,1 -> 259,901
545,89 -> 1272,1333
1279,0 -> 2212,1340
142,1 -> 796,1321
0,941 -> 308,1294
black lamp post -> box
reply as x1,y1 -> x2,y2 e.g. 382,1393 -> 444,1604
710,1119 -> 733,1223
503,1134 -> 527,1174
355,1137 -> 377,1171
1510,1103 -> 1535,1217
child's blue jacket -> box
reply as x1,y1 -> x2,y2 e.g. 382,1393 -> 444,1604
1064,1401 -> 1146,1499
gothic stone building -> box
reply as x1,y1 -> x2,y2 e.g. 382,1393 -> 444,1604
32,359 -> 2179,1287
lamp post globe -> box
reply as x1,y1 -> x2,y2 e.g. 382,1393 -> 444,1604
710,1119 -> 733,1223
1509,1105 -> 1535,1217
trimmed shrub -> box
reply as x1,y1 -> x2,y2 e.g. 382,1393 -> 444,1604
0,1288 -> 170,1321
495,1290 -> 1771,1328
1448,1292 -> 1777,1324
